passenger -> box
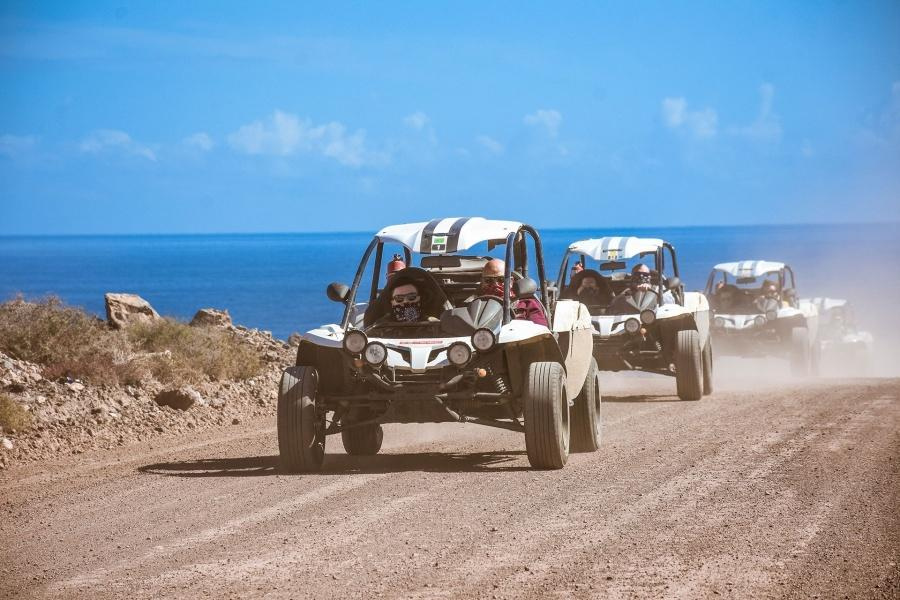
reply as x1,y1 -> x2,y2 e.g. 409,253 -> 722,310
575,273 -> 605,305
477,259 -> 548,327
571,262 -> 584,276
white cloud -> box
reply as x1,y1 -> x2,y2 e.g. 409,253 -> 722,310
403,111 -> 429,131
524,109 -> 562,137
662,97 -> 718,139
80,129 -> 156,161
729,83 -> 782,141
228,110 -> 384,167
475,135 -> 504,155
183,132 -> 214,151
0,134 -> 38,158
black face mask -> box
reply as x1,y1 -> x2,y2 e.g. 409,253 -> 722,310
392,303 -> 421,322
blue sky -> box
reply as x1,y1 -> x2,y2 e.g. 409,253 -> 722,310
1,1 -> 898,234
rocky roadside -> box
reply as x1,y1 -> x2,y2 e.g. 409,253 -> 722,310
0,299 -> 297,469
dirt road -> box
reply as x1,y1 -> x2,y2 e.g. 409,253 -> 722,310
2,373 -> 898,599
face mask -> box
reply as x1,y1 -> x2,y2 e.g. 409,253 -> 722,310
392,303 -> 421,322
482,281 -> 505,297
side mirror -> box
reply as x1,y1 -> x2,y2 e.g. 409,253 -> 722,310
666,276 -> 682,291
326,282 -> 350,303
514,277 -> 538,297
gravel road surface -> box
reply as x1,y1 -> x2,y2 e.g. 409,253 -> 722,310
2,373 -> 898,599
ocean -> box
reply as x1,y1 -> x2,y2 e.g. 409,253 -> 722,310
1,224 -> 898,341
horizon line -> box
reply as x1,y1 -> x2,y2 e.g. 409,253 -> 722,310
0,219 -> 895,239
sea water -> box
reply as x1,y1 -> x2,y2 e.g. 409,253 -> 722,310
1,224 -> 897,341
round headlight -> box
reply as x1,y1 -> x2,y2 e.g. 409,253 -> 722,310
447,342 -> 472,366
714,316 -> 726,328
640,309 -> 656,325
343,330 -> 367,354
765,310 -> 778,321
363,341 -> 387,365
472,328 -> 496,352
624,318 -> 641,334
754,315 -> 767,327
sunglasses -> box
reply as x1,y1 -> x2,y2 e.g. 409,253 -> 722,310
391,292 -> 420,304
482,276 -> 505,284
634,273 -> 651,280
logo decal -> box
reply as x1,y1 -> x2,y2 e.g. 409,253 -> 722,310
431,235 -> 447,252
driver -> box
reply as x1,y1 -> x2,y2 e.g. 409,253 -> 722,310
370,278 -> 438,327
475,259 -> 548,326
609,263 -> 674,314
755,280 -> 786,311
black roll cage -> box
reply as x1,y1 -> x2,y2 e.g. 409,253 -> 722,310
556,242 -> 682,305
339,224 -> 549,328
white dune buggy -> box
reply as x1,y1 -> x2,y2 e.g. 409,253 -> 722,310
278,217 -> 599,472
705,261 -> 820,375
810,297 -> 873,374
556,236 -> 712,401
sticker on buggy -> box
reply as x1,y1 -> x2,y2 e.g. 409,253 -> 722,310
430,235 -> 447,252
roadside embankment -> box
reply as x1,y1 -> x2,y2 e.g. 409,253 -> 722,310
0,295 -> 295,468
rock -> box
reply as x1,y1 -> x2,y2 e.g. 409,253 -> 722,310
154,386 -> 202,411
105,293 -> 160,330
209,397 -> 226,409
190,308 -> 233,328
287,333 -> 303,347
1,438 -> 13,451
66,382 -> 85,392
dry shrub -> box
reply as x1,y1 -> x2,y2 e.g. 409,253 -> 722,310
127,318 -> 261,384
0,296 -> 130,385
0,296 -> 261,387
0,393 -> 32,432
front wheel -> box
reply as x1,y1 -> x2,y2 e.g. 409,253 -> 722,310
277,366 -> 325,473
524,362 -> 570,469
790,327 -> 810,377
570,358 -> 601,453
341,423 -> 384,455
675,329 -> 703,401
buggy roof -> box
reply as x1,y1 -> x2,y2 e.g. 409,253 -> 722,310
713,260 -> 785,278
568,236 -> 665,261
376,217 -> 522,255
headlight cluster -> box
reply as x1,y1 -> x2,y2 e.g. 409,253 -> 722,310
363,341 -> 387,366
624,318 -> 641,334
754,315 -> 767,327
714,316 -> 726,328
471,328 -> 496,352
640,309 -> 656,325
343,330 -> 367,354
447,342 -> 472,366
766,309 -> 778,321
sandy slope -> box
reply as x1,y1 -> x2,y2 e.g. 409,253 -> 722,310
1,375 -> 898,599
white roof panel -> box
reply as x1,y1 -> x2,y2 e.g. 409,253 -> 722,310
713,260 -> 786,278
376,217 -> 522,254
568,236 -> 665,261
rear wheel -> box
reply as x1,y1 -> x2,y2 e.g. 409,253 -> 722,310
701,338 -> 714,396
341,422 -> 384,456
675,329 -> 703,401
570,358 -> 601,453
524,362 -> 569,469
277,366 -> 325,473
790,327 -> 810,377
